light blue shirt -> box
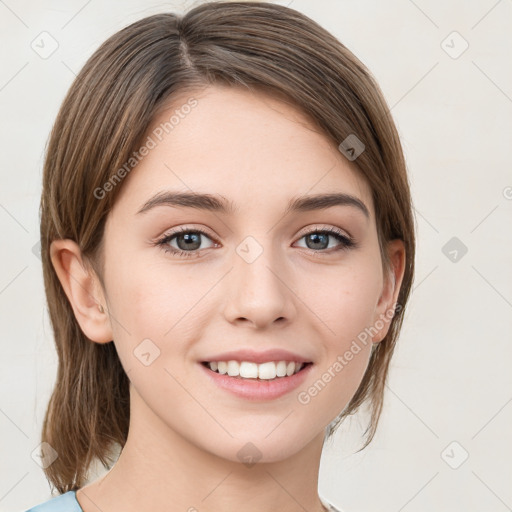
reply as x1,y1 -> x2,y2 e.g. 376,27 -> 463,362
24,491 -> 82,511
24,490 -> 342,512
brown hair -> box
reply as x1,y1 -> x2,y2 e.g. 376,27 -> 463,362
39,0 -> 415,494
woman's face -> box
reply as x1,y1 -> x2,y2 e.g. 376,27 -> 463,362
96,85 -> 403,463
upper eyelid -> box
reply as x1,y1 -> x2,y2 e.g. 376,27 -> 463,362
297,224 -> 351,239
159,224 -> 352,241
158,225 -> 217,242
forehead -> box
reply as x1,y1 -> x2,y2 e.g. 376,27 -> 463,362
111,85 -> 374,219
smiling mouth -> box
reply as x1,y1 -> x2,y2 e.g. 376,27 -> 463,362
200,361 -> 313,380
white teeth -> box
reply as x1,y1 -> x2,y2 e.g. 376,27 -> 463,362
276,361 -> 287,377
227,360 -> 238,376
240,362 -> 259,379
205,360 -> 306,379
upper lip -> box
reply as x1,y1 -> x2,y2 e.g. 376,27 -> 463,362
200,348 -> 313,364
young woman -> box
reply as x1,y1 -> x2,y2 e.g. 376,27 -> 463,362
26,2 -> 415,511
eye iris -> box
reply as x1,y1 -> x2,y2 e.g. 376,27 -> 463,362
306,232 -> 328,250
177,232 -> 201,251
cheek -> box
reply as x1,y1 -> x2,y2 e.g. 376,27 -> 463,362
105,255 -> 216,376
106,251 -> 199,329
298,258 -> 383,345
290,260 -> 381,417
298,342 -> 372,431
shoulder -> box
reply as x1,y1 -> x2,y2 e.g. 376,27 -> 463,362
320,495 -> 345,512
24,491 -> 83,512
326,504 -> 345,512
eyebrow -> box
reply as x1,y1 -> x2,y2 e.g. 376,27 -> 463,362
136,190 -> 370,219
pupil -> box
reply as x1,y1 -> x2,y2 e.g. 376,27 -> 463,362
178,233 -> 201,250
307,233 -> 327,250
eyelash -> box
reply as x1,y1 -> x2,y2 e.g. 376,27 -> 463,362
155,225 -> 357,259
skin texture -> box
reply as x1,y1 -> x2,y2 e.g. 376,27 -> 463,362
51,85 -> 405,512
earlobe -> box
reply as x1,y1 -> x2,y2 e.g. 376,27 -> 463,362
372,239 -> 406,344
50,239 -> 113,344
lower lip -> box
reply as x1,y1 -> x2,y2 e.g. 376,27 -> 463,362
199,362 -> 313,401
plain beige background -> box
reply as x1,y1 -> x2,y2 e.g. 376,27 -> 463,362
1,1 -> 511,511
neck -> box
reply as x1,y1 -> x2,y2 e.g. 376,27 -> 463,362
76,387 -> 330,512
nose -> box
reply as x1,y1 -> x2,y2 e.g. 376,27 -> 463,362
222,238 -> 296,329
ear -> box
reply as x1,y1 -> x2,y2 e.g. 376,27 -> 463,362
371,239 -> 406,344
50,239 -> 113,344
